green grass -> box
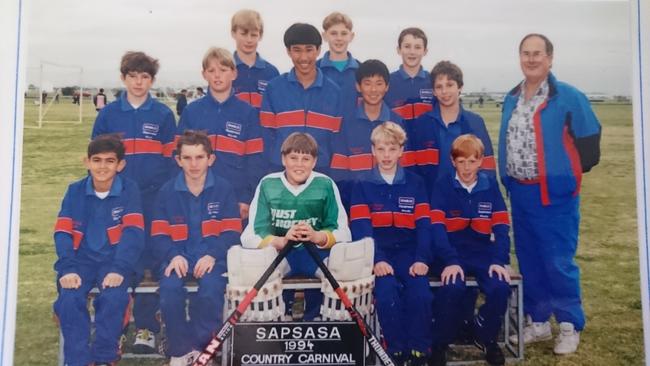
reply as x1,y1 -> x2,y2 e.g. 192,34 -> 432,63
15,101 -> 643,365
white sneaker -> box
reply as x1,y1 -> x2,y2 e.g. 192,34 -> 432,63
509,316 -> 552,344
169,349 -> 201,366
554,322 -> 580,355
133,328 -> 156,353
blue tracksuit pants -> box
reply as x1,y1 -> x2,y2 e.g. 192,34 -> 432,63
158,258 -> 227,357
509,181 -> 584,330
431,258 -> 510,347
54,263 -> 131,366
283,245 -> 329,321
374,247 -> 433,355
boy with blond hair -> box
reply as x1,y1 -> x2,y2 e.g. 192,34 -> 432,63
428,134 -> 511,366
349,122 -> 432,366
231,9 -> 280,109
177,47 -> 265,219
317,11 -> 360,115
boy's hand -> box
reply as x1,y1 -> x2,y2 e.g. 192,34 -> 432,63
102,272 -> 124,288
165,255 -> 189,278
239,203 -> 250,220
488,264 -> 511,283
409,262 -> 429,277
441,265 -> 464,285
293,223 -> 328,246
59,273 -> 82,289
373,261 -> 394,277
194,255 -> 216,279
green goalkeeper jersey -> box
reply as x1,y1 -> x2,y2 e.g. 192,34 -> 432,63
241,171 -> 351,248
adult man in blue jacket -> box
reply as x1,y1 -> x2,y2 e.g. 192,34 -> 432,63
498,33 -> 601,355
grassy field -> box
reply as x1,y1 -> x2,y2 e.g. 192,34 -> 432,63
15,100 -> 643,365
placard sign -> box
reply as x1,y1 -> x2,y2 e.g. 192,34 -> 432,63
230,321 -> 365,366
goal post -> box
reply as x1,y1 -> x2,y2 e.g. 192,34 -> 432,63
29,60 -> 84,128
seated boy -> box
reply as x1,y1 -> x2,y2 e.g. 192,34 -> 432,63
241,132 -> 351,320
428,134 -> 511,366
317,11 -> 360,115
384,27 -> 433,137
92,51 -> 177,352
177,47 -> 264,219
260,23 -> 342,175
231,9 -> 280,109
330,59 -> 413,208
53,134 -> 145,366
349,122 -> 432,366
411,60 -> 496,199
151,130 -> 242,365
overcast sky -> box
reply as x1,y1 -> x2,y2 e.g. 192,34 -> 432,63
25,0 -> 632,95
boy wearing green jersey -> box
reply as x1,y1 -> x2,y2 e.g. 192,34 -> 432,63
241,132 -> 351,320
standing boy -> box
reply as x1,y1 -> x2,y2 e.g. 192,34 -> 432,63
349,122 -> 432,366
411,60 -> 495,198
330,59 -> 412,208
241,132 -> 351,321
177,47 -> 264,219
260,23 -> 342,175
93,88 -> 107,112
384,27 -> 434,137
428,134 -> 511,366
92,51 -> 176,353
231,9 -> 280,109
317,11 -> 360,115
152,131 -> 242,365
54,135 -> 145,366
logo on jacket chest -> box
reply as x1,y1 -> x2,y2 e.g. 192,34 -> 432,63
398,197 -> 415,212
419,89 -> 434,100
207,202 -> 220,216
225,121 -> 242,137
111,206 -> 124,221
257,80 -> 268,93
142,123 -> 159,137
477,202 -> 492,216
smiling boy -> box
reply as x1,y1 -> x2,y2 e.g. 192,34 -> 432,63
241,132 -> 350,320
349,122 -> 432,366
54,135 -> 144,366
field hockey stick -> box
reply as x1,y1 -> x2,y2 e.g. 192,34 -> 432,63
303,241 -> 396,366
193,242 -> 294,366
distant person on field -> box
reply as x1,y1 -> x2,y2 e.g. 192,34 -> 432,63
349,122 -> 432,366
499,33 -> 601,355
230,9 -> 280,109
91,51 -> 177,354
54,134 -> 144,366
177,47 -> 265,219
429,134 -> 511,366
176,89 -> 188,116
152,131 -> 242,365
241,132 -> 351,321
93,88 -> 107,112
317,11 -> 360,115
384,27 -> 434,137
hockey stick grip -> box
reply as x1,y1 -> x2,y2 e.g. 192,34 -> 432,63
302,242 -> 396,366
193,243 -> 294,366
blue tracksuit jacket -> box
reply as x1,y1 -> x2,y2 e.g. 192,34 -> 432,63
384,66 -> 434,136
177,92 -> 265,204
233,52 -> 280,109
317,51 -> 360,115
411,102 -> 496,198
92,92 -> 176,198
260,68 -> 342,173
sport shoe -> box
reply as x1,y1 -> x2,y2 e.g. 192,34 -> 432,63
132,328 -> 156,354
409,350 -> 427,366
169,349 -> 201,366
390,351 -> 407,366
554,322 -> 580,355
474,340 -> 505,366
509,316 -> 552,344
